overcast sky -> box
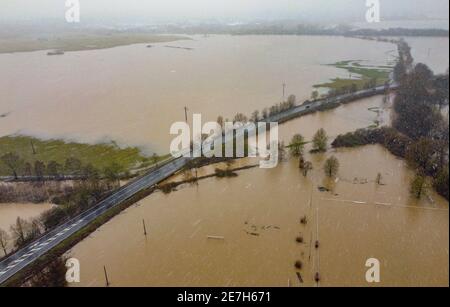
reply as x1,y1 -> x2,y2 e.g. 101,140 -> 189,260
1,0 -> 449,24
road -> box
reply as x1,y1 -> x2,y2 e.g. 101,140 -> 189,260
0,84 -> 394,285
0,157 -> 190,285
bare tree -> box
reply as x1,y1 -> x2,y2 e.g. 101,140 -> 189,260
278,141 -> 286,161
24,162 -> 33,177
217,116 -> 224,128
34,160 -> 46,181
151,153 -> 159,166
1,152 -> 23,179
233,113 -> 248,124
287,94 -> 296,107
250,111 -> 259,123
103,162 -> 123,188
302,161 -> 313,177
0,228 -> 9,256
410,175 -> 426,199
47,161 -> 62,178
376,173 -> 382,185
10,217 -> 30,248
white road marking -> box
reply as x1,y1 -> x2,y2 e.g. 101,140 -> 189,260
0,160 -> 189,283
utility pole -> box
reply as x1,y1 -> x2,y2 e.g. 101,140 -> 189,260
104,265 -> 110,287
184,106 -> 188,124
282,83 -> 286,101
143,219 -> 147,236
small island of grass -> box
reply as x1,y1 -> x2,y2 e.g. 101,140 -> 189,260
314,60 -> 393,93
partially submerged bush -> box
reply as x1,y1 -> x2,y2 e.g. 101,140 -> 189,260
214,168 -> 238,178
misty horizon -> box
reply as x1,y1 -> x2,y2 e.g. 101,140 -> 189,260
1,0 -> 449,27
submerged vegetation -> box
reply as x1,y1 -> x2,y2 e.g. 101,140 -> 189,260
314,59 -> 393,97
324,156 -> 340,178
0,135 -> 167,178
314,60 -> 391,94
1,32 -> 448,286
332,41 -> 449,200
311,128 -> 329,153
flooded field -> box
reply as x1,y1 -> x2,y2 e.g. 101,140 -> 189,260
0,35 -> 397,154
0,34 -> 448,286
69,96 -> 449,287
0,203 -> 53,234
403,37 -> 449,74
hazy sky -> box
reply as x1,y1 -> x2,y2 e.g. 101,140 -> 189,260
1,0 -> 449,24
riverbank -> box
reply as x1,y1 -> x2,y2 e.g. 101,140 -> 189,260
0,33 -> 189,54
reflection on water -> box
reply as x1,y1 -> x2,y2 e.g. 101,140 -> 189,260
69,98 -> 448,287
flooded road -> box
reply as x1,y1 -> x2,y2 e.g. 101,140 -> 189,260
0,35 -> 397,154
69,96 -> 449,287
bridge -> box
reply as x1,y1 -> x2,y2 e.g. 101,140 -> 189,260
0,84 -> 395,285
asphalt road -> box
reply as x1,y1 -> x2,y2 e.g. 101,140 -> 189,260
0,84 -> 394,285
0,157 -> 190,285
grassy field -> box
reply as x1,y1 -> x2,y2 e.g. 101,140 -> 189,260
314,60 -> 392,91
0,135 -> 157,176
0,33 -> 189,54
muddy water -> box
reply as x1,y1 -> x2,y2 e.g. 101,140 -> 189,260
69,97 -> 449,287
0,204 -> 53,255
403,37 -> 449,74
0,203 -> 53,230
1,34 -> 448,285
0,203 -> 53,233
0,35 -> 396,154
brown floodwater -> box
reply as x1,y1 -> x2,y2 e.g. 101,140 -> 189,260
0,35 -> 398,154
1,35 -> 448,286
68,97 -> 449,287
0,203 -> 53,230
403,37 -> 449,74
0,203 -> 53,254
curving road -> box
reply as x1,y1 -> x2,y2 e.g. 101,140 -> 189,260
0,84 -> 394,285
0,157 -> 190,285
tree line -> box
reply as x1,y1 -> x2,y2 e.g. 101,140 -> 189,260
287,128 -> 340,179
0,153 -> 128,183
333,42 -> 449,200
